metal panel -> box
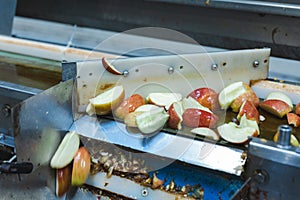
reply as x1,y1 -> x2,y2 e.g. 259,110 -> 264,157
0,0 -> 16,35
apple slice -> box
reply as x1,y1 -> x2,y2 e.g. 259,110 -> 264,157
102,57 -> 123,75
239,114 -> 260,136
237,100 -> 259,123
72,147 -> 91,186
230,83 -> 259,112
187,87 -> 219,111
296,103 -> 300,115
273,130 -> 299,147
182,97 -> 212,113
287,113 -> 300,127
135,104 -> 161,112
56,165 -> 71,197
167,101 -> 183,130
114,94 -> 145,120
259,99 -> 292,118
182,108 -> 219,128
136,107 -> 169,134
86,85 -> 125,115
50,131 -> 80,169
218,81 -> 248,110
266,91 -> 293,109
190,127 -> 220,141
124,111 -> 143,127
146,93 -> 182,110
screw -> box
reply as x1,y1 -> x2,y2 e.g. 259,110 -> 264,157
253,60 -> 260,68
141,188 -> 148,197
1,104 -> 11,118
168,66 -> 174,74
253,170 -> 268,184
211,64 -> 218,71
123,70 -> 129,77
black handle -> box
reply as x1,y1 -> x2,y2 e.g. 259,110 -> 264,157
0,162 -> 33,174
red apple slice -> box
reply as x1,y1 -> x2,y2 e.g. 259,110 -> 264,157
56,165 -> 71,197
187,87 -> 219,111
296,103 -> 300,115
167,101 -> 183,130
190,127 -> 220,140
218,81 -> 248,110
259,99 -> 292,118
217,122 -> 257,144
182,97 -> 212,113
136,107 -> 169,134
239,114 -> 260,136
102,57 -> 123,75
237,100 -> 259,123
86,85 -> 125,115
287,113 -> 300,127
114,94 -> 145,120
266,91 -> 293,109
124,111 -> 143,127
50,131 -> 80,169
72,147 -> 91,186
182,108 -> 219,128
146,92 -> 182,110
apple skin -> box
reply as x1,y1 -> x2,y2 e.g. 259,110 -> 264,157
114,94 -> 145,120
182,108 -> 219,128
259,99 -> 292,118
167,101 -> 183,130
187,88 -> 219,111
296,103 -> 300,115
71,147 -> 91,186
230,84 -> 259,112
237,100 -> 259,123
56,165 -> 72,197
287,113 -> 300,127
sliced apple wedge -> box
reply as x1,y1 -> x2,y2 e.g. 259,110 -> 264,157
218,81 -> 248,110
50,131 -> 80,169
296,103 -> 300,115
266,91 -> 293,109
146,92 -> 182,110
56,165 -> 71,197
72,147 -> 91,186
102,57 -> 123,75
167,101 -> 183,130
239,114 -> 260,136
237,100 -> 260,123
86,85 -> 125,115
113,94 -> 145,120
259,99 -> 292,118
182,97 -> 212,113
135,104 -> 161,112
136,107 -> 169,134
287,113 -> 300,127
190,127 -> 220,141
187,87 -> 219,111
182,108 -> 219,128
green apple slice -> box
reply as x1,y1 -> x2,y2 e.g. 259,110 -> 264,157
218,81 -> 247,110
50,131 -> 80,169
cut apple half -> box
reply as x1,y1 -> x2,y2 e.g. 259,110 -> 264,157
146,92 -> 182,110
86,85 -> 125,115
259,99 -> 292,118
266,91 -> 293,109
182,108 -> 219,128
218,81 -> 247,110
136,107 -> 169,134
190,127 -> 220,141
187,87 -> 219,111
167,101 -> 183,130
182,97 -> 212,113
102,57 -> 123,75
50,131 -> 80,169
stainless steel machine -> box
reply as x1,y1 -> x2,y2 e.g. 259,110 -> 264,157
1,1 -> 300,199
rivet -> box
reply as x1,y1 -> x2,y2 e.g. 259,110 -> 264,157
123,70 -> 129,77
253,60 -> 260,68
168,66 -> 174,74
211,64 -> 218,71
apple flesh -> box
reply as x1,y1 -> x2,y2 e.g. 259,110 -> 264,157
86,85 -> 125,115
136,107 -> 169,134
187,87 -> 219,111
113,94 -> 145,120
230,83 -> 259,112
287,113 -> 300,127
190,127 -> 220,141
72,147 -> 91,186
146,92 -> 182,110
182,97 -> 212,113
182,108 -> 219,128
167,101 -> 183,130
50,131 -> 80,169
266,91 -> 293,109
259,99 -> 292,118
56,165 -> 71,197
237,100 -> 259,123
295,103 -> 300,115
